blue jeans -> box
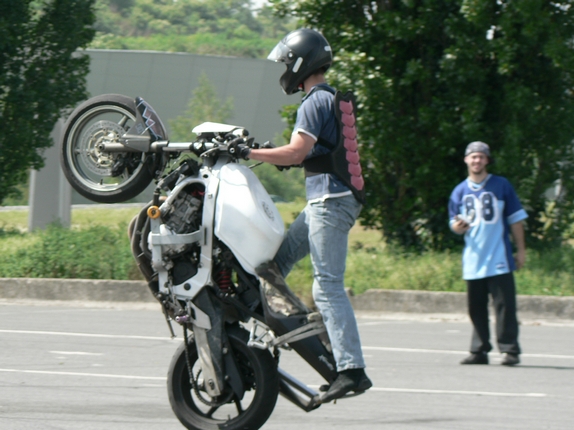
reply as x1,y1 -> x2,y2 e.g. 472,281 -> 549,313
274,194 -> 365,371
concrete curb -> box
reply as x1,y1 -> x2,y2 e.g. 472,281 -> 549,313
1,278 -> 573,320
0,278 -> 156,304
348,288 -> 574,320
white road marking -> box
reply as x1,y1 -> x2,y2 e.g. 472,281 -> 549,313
0,368 -> 165,380
49,351 -> 103,356
363,346 -> 574,359
367,387 -> 546,397
0,329 -> 175,341
519,353 -> 574,359
306,384 -> 545,398
3,329 -> 573,359
364,346 -> 466,355
0,368 -> 546,397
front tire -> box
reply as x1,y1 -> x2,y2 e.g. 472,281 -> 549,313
167,325 -> 279,430
60,94 -> 161,203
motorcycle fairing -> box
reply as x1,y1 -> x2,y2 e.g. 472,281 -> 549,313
255,261 -> 338,383
120,97 -> 169,152
150,170 -> 217,299
191,289 -> 247,400
192,288 -> 226,397
135,97 -> 168,141
192,122 -> 245,136
215,164 -> 284,275
257,261 -> 308,317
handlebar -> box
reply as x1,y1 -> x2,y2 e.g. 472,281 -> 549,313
104,131 -> 263,161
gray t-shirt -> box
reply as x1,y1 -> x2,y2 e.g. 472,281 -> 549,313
294,84 -> 351,201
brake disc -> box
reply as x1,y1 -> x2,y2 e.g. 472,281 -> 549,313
77,120 -> 125,176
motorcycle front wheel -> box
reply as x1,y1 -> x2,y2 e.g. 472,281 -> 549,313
167,325 -> 279,430
60,94 -> 161,203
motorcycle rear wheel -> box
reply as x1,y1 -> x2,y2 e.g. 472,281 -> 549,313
60,94 -> 161,203
167,325 -> 279,430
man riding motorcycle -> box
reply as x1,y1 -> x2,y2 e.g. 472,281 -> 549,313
237,28 -> 373,403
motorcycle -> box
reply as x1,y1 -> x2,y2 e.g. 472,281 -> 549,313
59,94 -> 343,429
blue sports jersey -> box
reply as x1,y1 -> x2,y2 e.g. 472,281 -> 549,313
294,84 -> 352,201
448,174 -> 528,280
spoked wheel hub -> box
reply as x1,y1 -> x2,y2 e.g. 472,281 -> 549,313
78,120 -> 124,176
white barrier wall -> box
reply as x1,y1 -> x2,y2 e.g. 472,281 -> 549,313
29,50 -> 295,229
28,119 -> 72,230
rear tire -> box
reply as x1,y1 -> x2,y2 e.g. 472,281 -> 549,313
60,94 -> 161,203
167,325 -> 279,430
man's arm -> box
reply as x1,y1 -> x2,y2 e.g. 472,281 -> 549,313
248,132 -> 316,166
448,189 -> 469,235
510,221 -> 526,270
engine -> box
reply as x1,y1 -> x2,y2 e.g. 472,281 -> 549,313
164,188 -> 203,234
159,185 -> 204,285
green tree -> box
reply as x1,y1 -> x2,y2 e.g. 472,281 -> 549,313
0,0 -> 96,204
169,72 -> 234,140
271,0 -> 574,249
91,0 -> 295,57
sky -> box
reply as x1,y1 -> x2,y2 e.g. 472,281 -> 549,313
251,0 -> 270,9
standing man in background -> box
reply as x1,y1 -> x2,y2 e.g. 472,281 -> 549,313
449,141 -> 527,366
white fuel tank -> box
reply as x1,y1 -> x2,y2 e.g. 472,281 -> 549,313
214,164 -> 285,274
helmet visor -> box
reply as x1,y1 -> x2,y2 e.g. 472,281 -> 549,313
267,41 -> 293,64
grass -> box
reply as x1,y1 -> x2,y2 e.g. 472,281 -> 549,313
0,206 -> 142,231
1,204 -> 573,303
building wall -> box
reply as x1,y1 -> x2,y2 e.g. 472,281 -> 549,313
85,49 -> 294,142
30,50 -> 296,227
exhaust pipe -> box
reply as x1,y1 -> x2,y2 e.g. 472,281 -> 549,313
278,368 -> 322,412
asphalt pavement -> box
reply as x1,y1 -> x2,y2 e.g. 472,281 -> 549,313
1,299 -> 573,429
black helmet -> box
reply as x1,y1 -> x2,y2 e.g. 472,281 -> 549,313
267,28 -> 333,95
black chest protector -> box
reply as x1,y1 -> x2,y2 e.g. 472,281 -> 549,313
302,88 -> 366,204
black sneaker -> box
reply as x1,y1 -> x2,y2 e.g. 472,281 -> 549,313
501,353 -> 520,366
460,352 -> 488,365
320,369 -> 373,403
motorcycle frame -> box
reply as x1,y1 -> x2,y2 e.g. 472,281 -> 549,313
148,159 -> 223,396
